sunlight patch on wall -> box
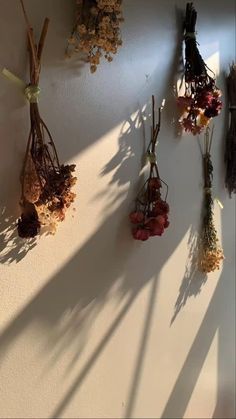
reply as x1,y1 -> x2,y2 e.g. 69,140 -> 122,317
205,50 -> 220,77
183,329 -> 218,419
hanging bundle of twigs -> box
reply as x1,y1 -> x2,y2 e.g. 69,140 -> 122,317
177,2 -> 222,135
129,96 -> 170,241
199,128 -> 224,273
17,0 -> 77,238
225,64 -> 236,197
67,0 -> 123,73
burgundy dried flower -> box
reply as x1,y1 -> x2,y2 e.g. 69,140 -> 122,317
178,3 -> 222,135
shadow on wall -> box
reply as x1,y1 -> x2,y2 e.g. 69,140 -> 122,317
0,100 -> 205,419
0,105 -> 218,419
160,209 -> 235,418
0,1 -> 234,418
0,207 -> 37,264
171,221 -> 207,325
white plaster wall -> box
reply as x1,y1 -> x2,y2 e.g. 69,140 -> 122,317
0,1 -> 235,418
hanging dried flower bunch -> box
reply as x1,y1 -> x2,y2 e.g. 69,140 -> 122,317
129,96 -> 170,241
225,64 -> 236,197
177,2 -> 222,135
198,128 -> 224,273
17,0 -> 77,238
67,0 -> 123,73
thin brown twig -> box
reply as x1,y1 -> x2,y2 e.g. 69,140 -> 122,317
40,119 -> 60,167
37,18 -> 50,63
19,0 -> 39,80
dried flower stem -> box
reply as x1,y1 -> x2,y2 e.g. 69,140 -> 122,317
225,64 -> 236,196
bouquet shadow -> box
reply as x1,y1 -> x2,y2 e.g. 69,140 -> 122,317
0,206 -> 37,265
0,104 -> 199,417
171,224 -> 207,325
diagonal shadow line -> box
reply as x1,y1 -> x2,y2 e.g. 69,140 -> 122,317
212,324 -> 236,419
212,273 -> 236,418
160,277 -> 223,419
50,291 -> 138,419
124,276 -> 159,418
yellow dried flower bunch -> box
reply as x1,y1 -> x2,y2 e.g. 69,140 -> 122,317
67,0 -> 123,72
199,246 -> 224,274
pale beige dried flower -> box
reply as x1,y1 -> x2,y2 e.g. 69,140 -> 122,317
67,0 -> 123,72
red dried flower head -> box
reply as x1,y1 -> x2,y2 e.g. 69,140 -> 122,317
146,219 -> 165,236
155,200 -> 170,215
182,118 -> 195,132
129,211 -> 145,224
132,227 -> 150,241
196,91 -> 213,108
156,215 -> 166,226
177,96 -> 193,109
148,177 -> 162,190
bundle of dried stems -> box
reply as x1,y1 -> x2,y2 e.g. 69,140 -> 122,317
177,2 -> 222,135
18,0 -> 77,239
225,64 -> 236,197
129,96 -> 170,241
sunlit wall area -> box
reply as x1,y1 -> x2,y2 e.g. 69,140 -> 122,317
0,1 -> 235,418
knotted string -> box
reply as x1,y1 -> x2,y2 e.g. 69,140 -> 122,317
2,68 -> 41,103
185,31 -> 197,40
24,85 -> 41,103
146,151 -> 157,164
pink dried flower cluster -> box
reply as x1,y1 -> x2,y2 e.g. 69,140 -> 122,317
130,177 -> 170,241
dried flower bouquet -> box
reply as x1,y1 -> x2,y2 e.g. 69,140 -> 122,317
67,0 -> 123,73
129,96 -> 170,241
225,64 -> 236,196
18,0 -> 77,238
198,128 -> 224,273
178,2 -> 222,135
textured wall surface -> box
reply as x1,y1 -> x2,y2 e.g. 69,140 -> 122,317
0,1 -> 235,418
